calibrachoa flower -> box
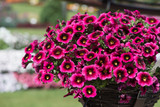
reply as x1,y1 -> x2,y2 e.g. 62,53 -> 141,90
33,51 -> 46,64
70,73 -> 85,88
22,10 -> 160,102
136,72 -> 153,87
82,65 -> 98,81
41,72 -> 54,83
114,68 -> 128,83
82,85 -> 97,98
60,59 -> 75,73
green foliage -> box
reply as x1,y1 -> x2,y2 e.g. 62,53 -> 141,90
40,0 -> 63,25
0,39 -> 9,50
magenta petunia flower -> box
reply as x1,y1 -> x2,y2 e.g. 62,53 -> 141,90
98,65 -> 112,80
82,65 -> 98,81
95,54 -> 109,67
136,72 -> 153,87
33,51 -> 46,64
57,32 -> 73,44
73,23 -> 85,33
130,27 -> 141,34
132,37 -> 144,45
92,46 -> 102,54
140,86 -> 147,96
134,55 -> 146,70
113,68 -> 128,83
149,42 -> 159,51
148,26 -> 158,34
119,94 -> 131,104
43,61 -> 54,72
107,11 -> 121,18
47,29 -> 56,38
142,43 -> 154,57
146,17 -> 159,25
60,59 -> 75,73
127,78 -> 137,87
51,46 -> 64,59
121,52 -> 134,63
88,30 -> 104,40
119,18 -> 130,25
43,40 -> 54,52
104,48 -> 115,55
110,57 -> 122,69
78,14 -> 88,21
125,64 -> 138,79
83,51 -> 97,61
99,18 -> 110,27
83,15 -> 97,25
115,28 -> 126,39
70,73 -> 85,88
105,34 -> 120,49
125,42 -> 141,55
41,72 -> 54,83
58,73 -> 71,88
97,13 -> 107,22
77,36 -> 90,47
152,76 -> 160,93
25,43 -> 35,53
62,25 -> 74,35
64,44 -> 77,53
22,53 -> 32,63
82,85 -> 97,98
74,89 -> 83,99
75,48 -> 89,58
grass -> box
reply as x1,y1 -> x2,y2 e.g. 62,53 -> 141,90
8,28 -> 46,36
0,89 -> 81,107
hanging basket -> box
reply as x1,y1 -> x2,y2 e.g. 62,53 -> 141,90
79,84 -> 160,107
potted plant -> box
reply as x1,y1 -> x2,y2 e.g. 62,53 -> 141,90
22,10 -> 160,107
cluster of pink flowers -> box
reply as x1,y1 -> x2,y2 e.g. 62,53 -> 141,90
22,10 -> 160,102
14,72 -> 61,89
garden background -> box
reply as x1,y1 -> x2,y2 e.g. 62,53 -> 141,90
0,0 -> 160,107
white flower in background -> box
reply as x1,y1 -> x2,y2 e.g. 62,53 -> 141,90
151,53 -> 160,73
0,73 -> 28,93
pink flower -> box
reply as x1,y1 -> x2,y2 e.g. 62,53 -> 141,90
95,54 -> 109,67
43,61 -> 54,72
62,25 -> 74,35
43,40 -> 54,52
73,23 -> 85,33
110,57 -> 122,69
82,65 -> 98,81
132,37 -> 144,45
51,46 -> 64,59
70,73 -> 85,88
60,59 -> 75,73
119,18 -> 130,25
134,55 -> 146,70
57,32 -> 73,44
88,30 -> 104,40
152,76 -> 160,93
98,65 -> 112,80
142,43 -> 154,57
146,17 -> 159,25
113,68 -> 128,83
127,78 -> 137,87
25,43 -> 35,53
99,18 -> 109,27
77,36 -> 90,47
33,51 -> 46,64
125,64 -> 138,79
64,44 -> 77,53
83,51 -> 97,61
22,53 -> 32,63
119,94 -> 131,104
130,27 -> 141,34
121,52 -> 134,63
41,72 -> 54,83
82,85 -> 97,98
83,15 -> 97,25
92,46 -> 102,54
136,72 -> 153,87
105,34 -> 120,49
75,48 -> 88,58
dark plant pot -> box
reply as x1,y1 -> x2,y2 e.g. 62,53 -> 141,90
79,84 -> 160,107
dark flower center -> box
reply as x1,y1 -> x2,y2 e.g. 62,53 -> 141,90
122,19 -> 128,24
124,55 -> 130,61
87,88 -> 93,95
118,72 -> 122,78
76,77 -> 82,83
36,53 -> 42,60
127,68 -> 133,74
66,28 -> 73,34
142,76 -> 147,82
132,28 -> 138,32
135,39 -> 141,43
145,47 -> 151,53
45,42 -> 51,49
92,32 -> 101,38
87,54 -> 94,59
109,39 -> 115,45
24,54 -> 29,60
64,63 -> 71,70
47,64 -> 51,69
149,18 -> 155,23
55,50 -> 61,55
76,26 -> 82,31
118,30 -> 123,36
87,69 -> 93,75
113,60 -> 119,66
80,38 -> 87,44
102,19 -> 108,26
45,74 -> 50,80
27,45 -> 32,51
60,33 -> 68,40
